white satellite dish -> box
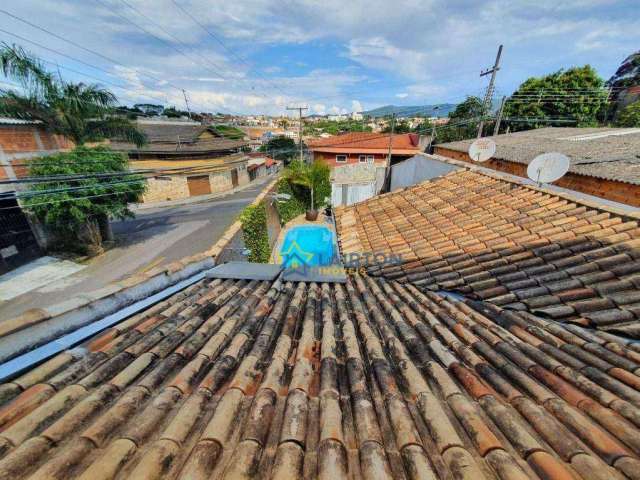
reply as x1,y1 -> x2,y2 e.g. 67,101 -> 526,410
527,153 -> 570,184
468,138 -> 496,162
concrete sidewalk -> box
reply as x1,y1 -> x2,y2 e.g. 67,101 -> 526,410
0,256 -> 86,302
132,174 -> 276,211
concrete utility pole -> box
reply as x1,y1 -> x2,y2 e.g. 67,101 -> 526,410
287,105 -> 308,162
182,89 -> 192,120
427,105 -> 439,152
477,44 -> 503,138
493,96 -> 507,136
386,113 -> 396,166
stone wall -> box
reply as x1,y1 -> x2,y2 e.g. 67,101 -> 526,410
141,171 -> 236,203
142,176 -> 190,203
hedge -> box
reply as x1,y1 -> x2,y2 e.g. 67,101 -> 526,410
239,202 -> 271,263
275,178 -> 306,224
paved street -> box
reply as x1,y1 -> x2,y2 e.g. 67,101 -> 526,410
0,175 -> 273,320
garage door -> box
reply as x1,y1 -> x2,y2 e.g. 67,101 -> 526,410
187,175 -> 211,196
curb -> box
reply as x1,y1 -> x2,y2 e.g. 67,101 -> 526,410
204,177 -> 280,258
132,174 -> 276,211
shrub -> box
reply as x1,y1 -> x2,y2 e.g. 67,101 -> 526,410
616,101 -> 640,127
275,178 -> 306,224
239,202 -> 270,263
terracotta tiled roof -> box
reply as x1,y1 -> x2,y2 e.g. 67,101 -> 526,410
308,132 -> 423,152
336,169 -> 640,336
2,276 -> 640,479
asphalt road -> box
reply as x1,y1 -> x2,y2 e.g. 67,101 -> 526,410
0,176 -> 272,319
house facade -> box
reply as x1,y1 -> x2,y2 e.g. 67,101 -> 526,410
307,132 -> 427,168
110,120 -> 251,203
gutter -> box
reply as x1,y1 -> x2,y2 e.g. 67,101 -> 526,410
0,269 -> 208,382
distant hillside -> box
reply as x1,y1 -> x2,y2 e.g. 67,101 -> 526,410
363,104 -> 457,118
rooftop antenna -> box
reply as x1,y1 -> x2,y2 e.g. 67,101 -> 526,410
527,152 -> 570,186
468,138 -> 496,162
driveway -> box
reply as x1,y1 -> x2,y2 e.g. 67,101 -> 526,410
0,175 -> 273,320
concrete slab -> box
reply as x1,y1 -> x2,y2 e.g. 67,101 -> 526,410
0,256 -> 86,301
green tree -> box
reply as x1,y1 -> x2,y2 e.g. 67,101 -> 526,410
259,136 -> 298,163
0,44 -> 146,146
281,160 -> 331,211
433,96 -> 484,143
303,119 -> 371,136
23,147 -> 146,255
616,101 -> 640,127
504,65 -> 607,131
382,118 -> 411,133
239,203 -> 270,263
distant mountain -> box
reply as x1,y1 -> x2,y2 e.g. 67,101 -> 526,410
363,104 -> 457,118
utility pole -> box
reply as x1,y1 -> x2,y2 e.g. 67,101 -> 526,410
477,44 -> 503,138
427,105 -> 439,152
386,113 -> 396,166
493,96 -> 507,136
182,89 -> 192,120
286,105 -> 308,162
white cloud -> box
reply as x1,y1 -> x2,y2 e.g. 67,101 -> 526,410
311,103 -> 326,114
4,0 -> 638,114
351,100 -> 363,113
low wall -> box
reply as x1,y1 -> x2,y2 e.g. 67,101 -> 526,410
435,146 -> 640,208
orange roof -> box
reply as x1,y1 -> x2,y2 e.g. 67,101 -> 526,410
307,132 -> 422,153
311,147 -> 420,155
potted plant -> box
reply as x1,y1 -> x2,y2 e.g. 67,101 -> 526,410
281,160 -> 330,222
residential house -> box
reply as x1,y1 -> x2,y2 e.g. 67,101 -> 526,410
307,131 -> 427,168
434,127 -> 640,207
110,120 -> 250,203
0,118 -> 74,272
5,160 -> 640,480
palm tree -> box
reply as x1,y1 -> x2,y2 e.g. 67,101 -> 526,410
0,43 -> 146,146
281,160 -> 330,212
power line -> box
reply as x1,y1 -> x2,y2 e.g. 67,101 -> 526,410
169,0 -> 292,101
0,9 -> 182,92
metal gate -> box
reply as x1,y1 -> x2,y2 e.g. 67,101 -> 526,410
187,175 -> 212,196
0,194 -> 41,274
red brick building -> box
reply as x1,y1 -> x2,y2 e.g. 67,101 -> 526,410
307,132 -> 427,168
0,118 -> 74,272
0,118 -> 73,185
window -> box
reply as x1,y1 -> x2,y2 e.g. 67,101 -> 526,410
358,155 -> 367,163
336,155 -> 347,163
367,155 -> 375,163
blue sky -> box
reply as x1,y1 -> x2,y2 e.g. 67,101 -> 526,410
0,0 -> 638,116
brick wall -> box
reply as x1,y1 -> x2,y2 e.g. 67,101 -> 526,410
434,146 -> 640,208
0,125 -> 73,183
